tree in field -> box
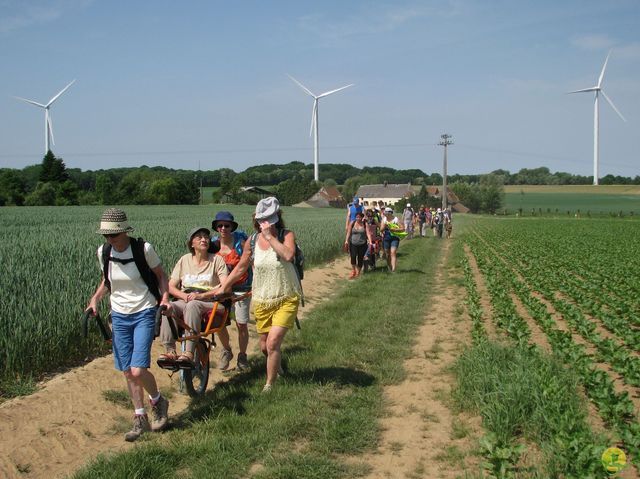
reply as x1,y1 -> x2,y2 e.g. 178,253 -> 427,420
480,174 -> 505,214
0,170 -> 26,206
40,151 -> 69,183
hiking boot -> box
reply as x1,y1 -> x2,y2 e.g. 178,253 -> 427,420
236,352 -> 249,371
150,396 -> 169,432
124,414 -> 151,442
218,348 -> 233,371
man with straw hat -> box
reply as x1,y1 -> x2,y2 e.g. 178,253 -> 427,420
87,208 -> 172,442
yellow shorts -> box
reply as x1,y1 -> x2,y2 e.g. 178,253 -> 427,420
253,296 -> 300,334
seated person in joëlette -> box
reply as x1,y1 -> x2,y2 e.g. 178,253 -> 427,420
157,226 -> 228,368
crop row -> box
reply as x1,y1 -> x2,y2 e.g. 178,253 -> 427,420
464,218 -> 640,470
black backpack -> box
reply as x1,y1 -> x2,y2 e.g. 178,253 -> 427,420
101,237 -> 161,303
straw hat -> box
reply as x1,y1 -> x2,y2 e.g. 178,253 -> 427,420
96,208 -> 134,235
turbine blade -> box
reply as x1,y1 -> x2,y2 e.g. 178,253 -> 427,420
47,79 -> 76,107
48,113 -> 55,146
317,83 -> 354,98
14,96 -> 46,108
287,74 -> 316,97
310,100 -> 317,137
567,87 -> 597,94
597,51 -> 611,88
601,90 -> 627,122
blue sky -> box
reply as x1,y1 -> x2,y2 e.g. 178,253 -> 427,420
0,0 -> 638,177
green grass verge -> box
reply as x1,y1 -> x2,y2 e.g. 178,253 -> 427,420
73,238 -> 442,479
452,341 -> 608,478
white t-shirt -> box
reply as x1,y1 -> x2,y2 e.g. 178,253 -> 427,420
97,242 -> 161,315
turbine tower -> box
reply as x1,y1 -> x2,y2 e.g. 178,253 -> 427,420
288,75 -> 353,182
15,80 -> 76,154
568,52 -> 625,185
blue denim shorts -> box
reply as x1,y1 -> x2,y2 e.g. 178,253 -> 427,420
111,307 -> 157,371
382,237 -> 400,250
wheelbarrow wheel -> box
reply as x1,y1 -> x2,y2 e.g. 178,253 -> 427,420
183,338 -> 210,397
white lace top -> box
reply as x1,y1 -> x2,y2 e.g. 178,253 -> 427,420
252,241 -> 301,307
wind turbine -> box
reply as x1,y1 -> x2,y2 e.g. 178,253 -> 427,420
15,79 -> 76,154
568,52 -> 625,185
288,75 -> 353,182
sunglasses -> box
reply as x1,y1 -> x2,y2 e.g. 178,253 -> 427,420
102,233 -> 121,239
216,223 -> 233,229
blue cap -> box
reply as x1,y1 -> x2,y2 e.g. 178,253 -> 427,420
212,211 -> 238,232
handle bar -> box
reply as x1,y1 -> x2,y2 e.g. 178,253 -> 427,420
155,305 -> 179,340
82,308 -> 112,341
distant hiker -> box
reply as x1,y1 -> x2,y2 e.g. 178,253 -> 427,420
345,211 -> 373,279
435,208 -> 445,238
402,203 -> 415,239
209,211 -> 252,371
418,206 -> 428,237
87,208 -> 171,442
216,197 -> 302,393
444,209 -> 453,239
345,196 -> 364,231
381,207 -> 402,272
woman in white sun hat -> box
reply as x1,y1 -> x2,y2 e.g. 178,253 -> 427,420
215,197 -> 302,393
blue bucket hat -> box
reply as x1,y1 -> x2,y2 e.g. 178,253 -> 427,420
212,211 -> 238,232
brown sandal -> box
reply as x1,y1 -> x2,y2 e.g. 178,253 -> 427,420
176,351 -> 195,369
157,350 -> 178,369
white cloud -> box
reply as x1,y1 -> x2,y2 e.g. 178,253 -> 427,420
0,0 -> 91,35
570,34 -> 615,51
296,1 -> 462,40
616,42 -> 640,59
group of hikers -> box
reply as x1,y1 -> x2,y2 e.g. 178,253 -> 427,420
87,197 -> 301,442
344,197 -> 452,276
86,195 -> 452,443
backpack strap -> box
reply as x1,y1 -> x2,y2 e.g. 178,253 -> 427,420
102,243 -> 112,291
131,237 -> 161,303
249,232 -> 258,263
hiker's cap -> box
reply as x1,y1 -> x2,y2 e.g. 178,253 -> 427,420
406,203 -> 411,207
255,197 -> 280,225
97,208 -> 134,235
384,207 -> 393,213
212,211 -> 238,232
187,227 -> 210,250
353,196 -> 360,204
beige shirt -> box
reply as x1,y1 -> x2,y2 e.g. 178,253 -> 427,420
170,253 -> 227,291
97,242 -> 161,315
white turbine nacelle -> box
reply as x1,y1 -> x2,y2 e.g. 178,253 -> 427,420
568,51 -> 625,185
288,74 -> 354,182
15,79 -> 76,154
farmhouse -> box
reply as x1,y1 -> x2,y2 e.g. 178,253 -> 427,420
355,183 -> 469,212
355,183 -> 413,207
302,185 -> 346,208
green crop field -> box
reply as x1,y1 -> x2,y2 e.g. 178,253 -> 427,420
504,185 -> 640,215
461,215 -> 640,474
0,205 -> 344,394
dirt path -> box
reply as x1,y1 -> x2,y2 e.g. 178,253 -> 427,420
0,256 -> 353,479
355,239 -> 481,478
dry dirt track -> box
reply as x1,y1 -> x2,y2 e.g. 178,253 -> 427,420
355,237 -> 482,478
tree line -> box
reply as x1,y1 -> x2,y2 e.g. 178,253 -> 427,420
1,152 -> 638,209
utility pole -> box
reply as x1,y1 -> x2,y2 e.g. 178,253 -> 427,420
438,134 -> 453,211
198,160 -> 203,206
